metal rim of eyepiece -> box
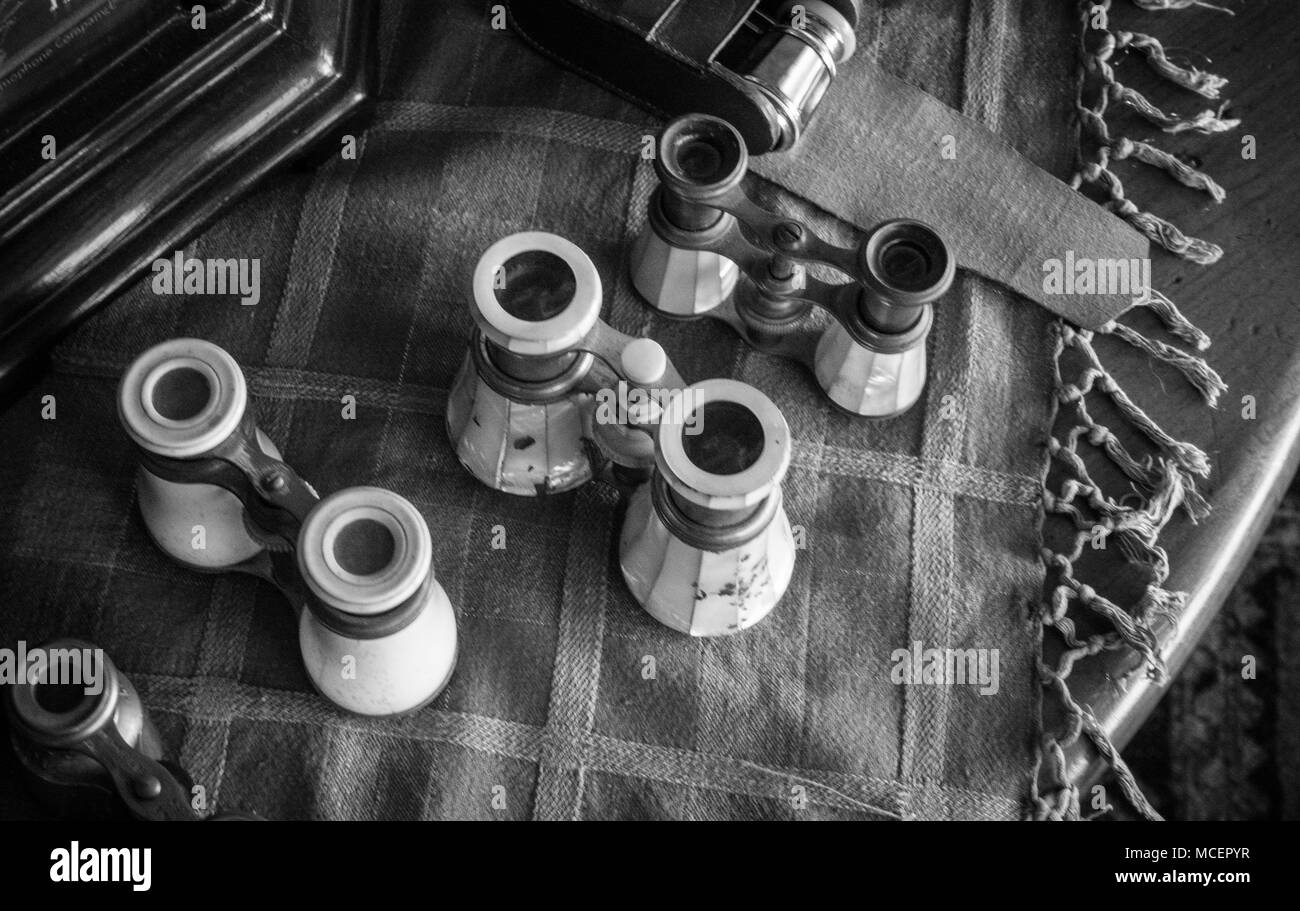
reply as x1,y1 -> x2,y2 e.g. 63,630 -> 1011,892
297,487 -> 433,632
655,379 -> 791,511
650,471 -> 784,552
470,329 -> 596,405
118,337 -> 247,459
656,114 -> 748,206
646,184 -> 739,248
470,231 -> 602,357
5,638 -> 121,751
857,219 -> 956,321
838,292 -> 934,356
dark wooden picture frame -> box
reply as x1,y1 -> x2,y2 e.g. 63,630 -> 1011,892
0,0 -> 377,403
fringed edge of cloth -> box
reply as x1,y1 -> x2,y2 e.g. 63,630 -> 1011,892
1030,0 -> 1238,823
1069,0 -> 1239,264
1030,308 -> 1224,821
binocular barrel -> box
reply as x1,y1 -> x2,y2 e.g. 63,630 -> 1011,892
620,379 -> 795,636
726,0 -> 858,151
297,487 -> 457,716
447,232 -> 605,496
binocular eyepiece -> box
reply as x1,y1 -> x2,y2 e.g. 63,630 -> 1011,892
119,339 -> 284,569
657,115 -> 749,208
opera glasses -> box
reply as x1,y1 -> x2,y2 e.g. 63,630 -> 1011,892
118,339 -> 457,717
3,638 -> 255,819
450,232 -> 798,636
631,113 -> 956,418
447,231 -> 688,495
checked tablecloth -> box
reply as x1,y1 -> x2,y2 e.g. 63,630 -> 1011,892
0,0 -> 1070,820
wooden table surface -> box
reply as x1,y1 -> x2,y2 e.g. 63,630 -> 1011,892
1060,0 -> 1300,788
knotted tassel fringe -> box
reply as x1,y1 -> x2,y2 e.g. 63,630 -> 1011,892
1035,275 -> 1222,819
1081,706 -> 1165,820
1114,195 -> 1225,264
1071,0 -> 1239,263
1059,327 -> 1214,476
1130,0 -> 1234,13
1131,288 -> 1210,349
1110,137 -> 1226,202
1099,321 -> 1227,403
1109,84 -> 1240,135
1113,30 -> 1229,98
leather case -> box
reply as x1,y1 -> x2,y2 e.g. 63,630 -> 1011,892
507,0 -> 862,153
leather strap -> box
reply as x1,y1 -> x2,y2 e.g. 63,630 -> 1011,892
751,57 -> 1148,328
508,0 -> 781,151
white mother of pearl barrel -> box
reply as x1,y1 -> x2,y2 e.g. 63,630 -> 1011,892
447,231 -> 604,495
297,487 -> 457,717
620,378 -> 795,636
118,337 -> 283,570
629,223 -> 738,318
814,321 -> 928,418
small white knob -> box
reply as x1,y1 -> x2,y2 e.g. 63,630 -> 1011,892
621,338 -> 667,386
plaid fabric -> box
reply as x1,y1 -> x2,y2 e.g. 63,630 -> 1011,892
0,0 -> 1068,820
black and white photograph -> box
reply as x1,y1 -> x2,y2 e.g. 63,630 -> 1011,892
0,0 -> 1293,889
